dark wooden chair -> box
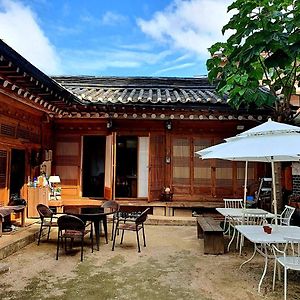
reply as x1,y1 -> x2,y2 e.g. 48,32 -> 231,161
56,215 -> 93,261
36,204 -> 57,245
101,200 -> 120,241
112,208 -> 150,252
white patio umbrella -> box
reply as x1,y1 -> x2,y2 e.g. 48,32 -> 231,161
196,119 -> 300,224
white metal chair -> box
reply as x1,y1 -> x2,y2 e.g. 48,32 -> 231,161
271,205 -> 295,226
238,212 -> 267,254
223,198 -> 243,236
242,211 -> 267,225
224,198 -> 244,209
227,211 -> 267,253
272,237 -> 300,300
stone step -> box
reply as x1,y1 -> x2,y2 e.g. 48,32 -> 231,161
0,224 -> 40,260
147,215 -> 196,226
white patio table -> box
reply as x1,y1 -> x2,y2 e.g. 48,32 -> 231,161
216,208 -> 275,252
235,225 -> 300,293
216,207 -> 274,219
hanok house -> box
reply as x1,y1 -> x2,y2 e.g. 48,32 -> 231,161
0,39 -> 274,218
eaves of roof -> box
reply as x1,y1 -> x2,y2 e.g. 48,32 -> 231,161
0,40 -> 81,115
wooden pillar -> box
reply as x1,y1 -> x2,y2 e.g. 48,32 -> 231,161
165,131 -> 172,191
274,162 -> 283,213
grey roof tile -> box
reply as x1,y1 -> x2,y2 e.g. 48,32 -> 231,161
52,76 -> 226,107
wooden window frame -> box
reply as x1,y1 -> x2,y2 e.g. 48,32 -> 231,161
171,135 -> 254,200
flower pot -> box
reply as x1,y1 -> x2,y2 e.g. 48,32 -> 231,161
161,192 -> 173,202
263,225 -> 272,234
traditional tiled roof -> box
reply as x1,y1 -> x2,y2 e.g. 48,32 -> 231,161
0,40 -> 79,116
53,76 -> 226,106
0,39 -> 270,121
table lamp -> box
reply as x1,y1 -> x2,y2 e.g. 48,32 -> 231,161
49,175 -> 61,199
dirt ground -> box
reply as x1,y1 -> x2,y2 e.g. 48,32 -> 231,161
0,224 -> 299,300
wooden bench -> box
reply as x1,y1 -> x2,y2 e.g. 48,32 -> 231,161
197,216 -> 224,255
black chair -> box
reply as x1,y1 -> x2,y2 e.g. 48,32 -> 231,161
37,204 -> 57,245
112,208 -> 150,252
56,215 -> 93,261
101,200 -> 120,241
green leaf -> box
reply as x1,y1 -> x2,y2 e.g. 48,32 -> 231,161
264,49 -> 292,68
206,0 -> 299,120
208,67 -> 221,83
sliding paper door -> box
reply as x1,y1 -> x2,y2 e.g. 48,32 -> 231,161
104,133 -> 116,200
138,136 -> 149,198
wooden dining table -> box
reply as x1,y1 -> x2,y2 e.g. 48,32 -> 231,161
64,206 -> 113,251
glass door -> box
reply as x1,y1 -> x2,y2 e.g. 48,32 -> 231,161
82,136 -> 106,197
115,136 -> 138,198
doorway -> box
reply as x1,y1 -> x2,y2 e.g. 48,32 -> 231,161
10,149 -> 25,198
82,136 -> 106,197
116,136 -> 138,198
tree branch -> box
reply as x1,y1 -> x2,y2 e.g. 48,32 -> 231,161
286,59 -> 299,106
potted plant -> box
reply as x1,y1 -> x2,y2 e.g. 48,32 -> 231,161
160,187 -> 173,202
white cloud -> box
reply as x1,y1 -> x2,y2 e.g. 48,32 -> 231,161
0,0 -> 61,74
60,48 -> 173,74
54,25 -> 81,36
80,11 -> 127,27
172,53 -> 193,63
101,11 -> 127,26
154,62 -> 196,75
137,0 -> 232,58
119,43 -> 153,51
80,12 -> 100,26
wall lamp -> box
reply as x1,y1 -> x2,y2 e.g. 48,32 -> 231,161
107,119 -> 113,129
165,120 -> 172,130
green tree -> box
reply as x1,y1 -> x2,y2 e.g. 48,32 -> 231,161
207,0 -> 300,123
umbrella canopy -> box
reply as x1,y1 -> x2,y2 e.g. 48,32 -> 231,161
197,119 -> 300,161
198,134 -> 300,162
196,119 -> 300,223
235,119 -> 300,137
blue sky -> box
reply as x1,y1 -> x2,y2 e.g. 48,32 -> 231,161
0,0 -> 232,77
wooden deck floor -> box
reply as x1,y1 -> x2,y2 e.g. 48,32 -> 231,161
50,198 -> 223,217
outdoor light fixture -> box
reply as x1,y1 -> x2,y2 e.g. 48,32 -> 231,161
165,120 -> 172,130
237,125 -> 244,130
49,175 -> 61,200
107,119 -> 113,129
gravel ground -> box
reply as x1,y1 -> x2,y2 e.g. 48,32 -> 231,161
0,225 -> 299,300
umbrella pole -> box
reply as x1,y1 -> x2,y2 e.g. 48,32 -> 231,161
271,161 -> 278,226
243,161 -> 248,209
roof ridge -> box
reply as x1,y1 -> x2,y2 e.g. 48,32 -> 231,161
52,76 -> 215,89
